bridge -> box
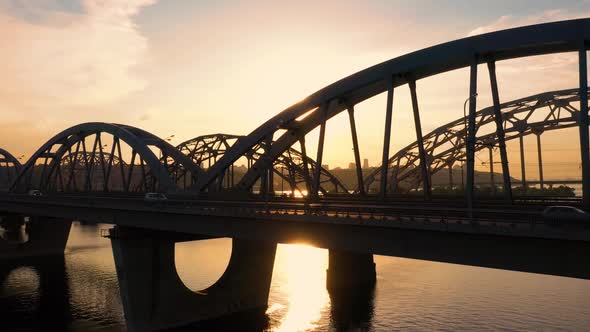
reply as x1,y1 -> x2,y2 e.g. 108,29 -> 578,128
1,18 -> 590,332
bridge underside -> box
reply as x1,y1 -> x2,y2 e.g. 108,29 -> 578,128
110,214 -> 590,280
2,198 -> 588,280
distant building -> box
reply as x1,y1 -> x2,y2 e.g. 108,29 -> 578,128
348,162 -> 355,169
322,164 -> 329,170
363,158 -> 369,169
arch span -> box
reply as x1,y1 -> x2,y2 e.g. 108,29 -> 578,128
171,133 -> 348,195
364,88 -> 588,192
0,149 -> 22,191
11,123 -> 202,193
189,18 -> 590,196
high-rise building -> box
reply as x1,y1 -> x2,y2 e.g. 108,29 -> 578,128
363,158 -> 369,169
348,162 -> 355,169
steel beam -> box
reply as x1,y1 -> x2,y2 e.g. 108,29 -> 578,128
380,75 -> 394,198
488,147 -> 495,195
448,162 -> 454,189
312,106 -> 328,199
519,135 -> 527,190
579,42 -> 590,207
409,80 -> 431,200
466,61 -> 478,213
487,61 -> 512,202
299,136 -> 312,196
348,106 -> 365,195
266,136 -> 274,195
536,133 -> 544,189
260,140 -> 269,196
391,157 -> 401,193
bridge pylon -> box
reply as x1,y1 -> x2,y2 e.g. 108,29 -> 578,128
0,215 -> 71,260
108,226 -> 277,332
327,250 -> 376,290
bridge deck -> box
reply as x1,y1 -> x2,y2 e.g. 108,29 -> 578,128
0,193 -> 587,241
1,193 -> 590,279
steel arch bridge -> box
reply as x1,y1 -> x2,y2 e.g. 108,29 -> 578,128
0,149 -> 22,191
171,133 -> 348,195
3,19 -> 590,207
10,123 -> 203,193
168,18 -> 590,208
364,88 -> 588,193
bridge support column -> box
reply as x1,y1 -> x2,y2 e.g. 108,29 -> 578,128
409,80 -> 432,200
109,227 -> 277,332
326,250 -> 376,290
488,60 -> 513,202
519,134 -> 527,190
348,105 -> 365,195
0,215 -> 71,260
535,131 -> 544,189
466,59 -> 478,215
380,75 -> 395,199
578,41 -> 590,208
488,146 -> 496,195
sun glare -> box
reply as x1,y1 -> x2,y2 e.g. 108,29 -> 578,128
270,243 -> 329,332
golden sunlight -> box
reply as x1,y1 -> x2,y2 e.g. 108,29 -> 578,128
271,243 -> 329,332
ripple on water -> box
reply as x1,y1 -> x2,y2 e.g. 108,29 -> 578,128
1,223 -> 590,331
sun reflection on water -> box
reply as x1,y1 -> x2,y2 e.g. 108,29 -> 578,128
269,243 -> 330,332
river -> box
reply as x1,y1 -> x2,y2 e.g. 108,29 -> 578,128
1,222 -> 590,331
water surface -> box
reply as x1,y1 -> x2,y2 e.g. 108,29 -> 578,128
1,222 -> 590,331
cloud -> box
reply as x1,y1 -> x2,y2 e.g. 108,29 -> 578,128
465,10 -> 590,102
0,0 -> 156,109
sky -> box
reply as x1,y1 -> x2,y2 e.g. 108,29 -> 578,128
1,0 -> 590,179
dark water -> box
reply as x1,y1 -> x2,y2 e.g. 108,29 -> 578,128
2,222 -> 590,331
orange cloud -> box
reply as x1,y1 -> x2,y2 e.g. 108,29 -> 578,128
0,0 -> 156,110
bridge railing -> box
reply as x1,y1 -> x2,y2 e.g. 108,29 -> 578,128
0,192 -> 549,229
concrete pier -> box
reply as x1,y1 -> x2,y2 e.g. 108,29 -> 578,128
328,281 -> 376,331
327,250 -> 376,290
109,226 -> 277,332
0,215 -> 71,260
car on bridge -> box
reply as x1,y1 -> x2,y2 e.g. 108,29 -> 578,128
27,189 -> 43,197
542,206 -> 590,228
144,192 -> 168,203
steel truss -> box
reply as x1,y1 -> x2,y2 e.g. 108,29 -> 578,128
364,88 -> 588,193
0,149 -> 22,191
172,134 -> 348,195
11,123 -> 202,193
4,19 -> 590,205
180,19 -> 590,205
